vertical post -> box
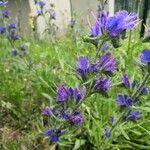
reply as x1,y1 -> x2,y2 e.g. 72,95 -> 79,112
124,0 -> 128,10
108,0 -> 114,15
140,0 -> 149,38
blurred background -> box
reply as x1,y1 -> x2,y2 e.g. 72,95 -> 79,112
6,0 -> 150,38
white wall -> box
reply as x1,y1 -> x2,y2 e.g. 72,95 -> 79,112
28,0 -> 71,38
70,0 -> 114,26
8,0 -> 114,37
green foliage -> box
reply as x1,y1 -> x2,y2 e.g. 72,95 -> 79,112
0,30 -> 150,150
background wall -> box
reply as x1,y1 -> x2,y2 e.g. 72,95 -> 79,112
70,0 -> 114,27
7,0 -> 115,37
8,0 -> 31,33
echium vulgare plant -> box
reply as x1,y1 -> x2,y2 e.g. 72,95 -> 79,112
34,0 -> 58,37
0,0 -> 28,56
42,2 -> 149,149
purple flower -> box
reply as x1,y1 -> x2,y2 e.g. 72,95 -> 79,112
89,62 -> 99,72
60,109 -> 70,120
109,115 -> 114,124
90,21 -> 101,37
101,42 -> 112,51
104,127 -> 111,138
0,26 -> 6,34
8,29 -> 19,41
141,86 -> 149,95
77,56 -> 89,71
121,73 -> 130,87
146,27 -> 150,37
99,52 -> 116,73
128,110 -> 140,121
68,87 -> 74,97
76,56 -> 89,78
0,1 -> 8,7
42,106 -> 54,116
93,76 -> 110,91
8,21 -> 17,29
139,49 -> 150,65
116,94 -> 133,107
69,112 -> 84,125
10,49 -> 17,56
97,10 -> 109,27
44,129 -> 61,142
49,9 -> 56,20
38,0 -> 45,8
73,86 -> 86,101
37,10 -> 43,16
19,44 -> 27,51
105,10 -> 137,37
2,9 -> 9,18
56,84 -> 68,102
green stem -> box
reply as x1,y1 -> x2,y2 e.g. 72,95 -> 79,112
127,30 -> 132,59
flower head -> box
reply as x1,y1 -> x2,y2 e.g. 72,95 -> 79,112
0,1 -> 8,7
128,110 -> 140,121
116,94 -> 133,107
97,10 -> 109,27
19,44 -> 28,51
69,112 -> 84,125
0,26 -> 6,34
38,0 -> 45,8
49,9 -> 56,20
8,21 -> 17,29
2,9 -> 9,18
76,56 -> 89,79
89,62 -> 99,72
77,56 -> 89,71
10,49 -> 18,56
42,106 -> 54,116
60,109 -> 70,120
90,21 -> 101,37
56,84 -> 68,102
105,10 -> 137,37
139,49 -> 150,65
109,115 -> 114,124
141,86 -> 149,95
146,27 -> 150,37
101,42 -> 112,51
99,52 -> 116,73
73,86 -> 86,101
8,29 -> 19,41
93,76 -> 111,91
104,127 -> 111,138
121,73 -> 130,87
44,129 -> 61,142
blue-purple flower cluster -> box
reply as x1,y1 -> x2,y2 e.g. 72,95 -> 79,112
43,84 -> 85,142
42,3 -> 150,144
103,50 -> 150,139
90,10 -> 138,38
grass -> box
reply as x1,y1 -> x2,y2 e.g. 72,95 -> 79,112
0,30 -> 150,150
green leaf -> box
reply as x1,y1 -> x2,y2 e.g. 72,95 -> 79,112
119,125 -> 130,140
42,93 -> 53,101
73,139 -> 86,150
134,106 -> 150,113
